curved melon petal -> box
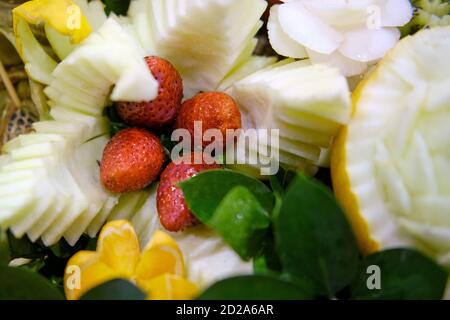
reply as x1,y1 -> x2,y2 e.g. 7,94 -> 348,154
0,18 -> 158,246
331,26 -> 450,266
301,0 -> 371,27
231,60 -> 351,170
127,0 -> 267,97
277,1 -> 342,55
171,226 -> 252,288
380,0 -> 414,27
44,0 -> 107,60
268,5 -> 308,59
339,27 -> 400,62
218,55 -> 278,92
13,17 -> 57,85
13,0 -> 91,44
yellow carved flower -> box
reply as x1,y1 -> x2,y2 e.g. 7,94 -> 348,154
64,220 -> 198,300
13,0 -> 91,45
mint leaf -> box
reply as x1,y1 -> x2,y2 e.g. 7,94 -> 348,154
0,266 -> 63,300
208,186 -> 271,260
253,234 -> 282,275
179,169 -> 275,216
275,174 -> 359,298
351,249 -> 448,300
81,279 -> 146,300
198,275 -> 312,300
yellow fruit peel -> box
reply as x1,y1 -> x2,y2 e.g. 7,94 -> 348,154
143,274 -> 199,300
64,251 -> 119,300
13,17 -> 57,85
97,220 -> 141,277
331,75 -> 381,256
13,0 -> 91,45
64,221 -> 198,300
331,26 -> 450,264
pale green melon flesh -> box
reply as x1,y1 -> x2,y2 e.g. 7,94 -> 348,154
344,26 -> 450,267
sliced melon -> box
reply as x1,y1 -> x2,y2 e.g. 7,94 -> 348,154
218,55 -> 278,92
231,60 -> 351,173
170,226 -> 253,288
12,0 -> 93,83
127,0 -> 267,97
0,18 -> 158,246
13,17 -> 58,85
331,26 -> 450,267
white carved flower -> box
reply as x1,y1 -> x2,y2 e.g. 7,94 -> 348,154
268,0 -> 413,76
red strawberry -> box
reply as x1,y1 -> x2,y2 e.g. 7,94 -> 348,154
100,128 -> 165,193
175,92 -> 241,149
157,152 -> 221,232
116,56 -> 183,129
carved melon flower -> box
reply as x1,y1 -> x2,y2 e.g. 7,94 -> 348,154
268,0 -> 414,76
64,221 -> 198,300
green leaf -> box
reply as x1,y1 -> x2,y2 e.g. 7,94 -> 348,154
102,0 -> 131,16
50,235 -> 95,259
275,174 -> 359,298
0,228 -> 10,265
198,275 -> 312,300
179,169 -> 275,217
7,231 -> 46,260
351,249 -> 448,300
81,279 -> 146,300
0,266 -> 63,300
253,234 -> 282,275
208,186 -> 271,260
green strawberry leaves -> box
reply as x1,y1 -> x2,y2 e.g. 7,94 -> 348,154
181,170 -> 449,300
0,266 -> 63,300
199,275 -> 312,300
102,0 -> 131,16
81,279 -> 146,300
275,174 -> 360,298
351,249 -> 448,300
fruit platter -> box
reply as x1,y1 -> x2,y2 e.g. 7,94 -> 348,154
0,0 -> 449,300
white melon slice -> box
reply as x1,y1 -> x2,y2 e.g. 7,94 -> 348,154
44,0 -> 108,60
0,18 -> 159,246
127,0 -> 267,97
331,27 -> 450,266
218,56 -> 278,92
231,60 -> 351,172
170,226 -> 253,288
129,184 -> 160,246
87,190 -> 146,238
14,17 -> 57,85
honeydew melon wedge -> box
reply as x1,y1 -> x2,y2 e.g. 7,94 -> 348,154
231,60 -> 351,171
62,136 -> 113,245
218,56 -> 278,92
13,17 -> 58,85
127,0 -> 267,97
12,0 -> 94,83
9,179 -> 56,238
87,190 -> 149,237
171,226 -> 253,288
0,18 -> 160,245
108,190 -> 148,222
130,185 -> 159,245
127,0 -> 156,54
331,26 -> 450,267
